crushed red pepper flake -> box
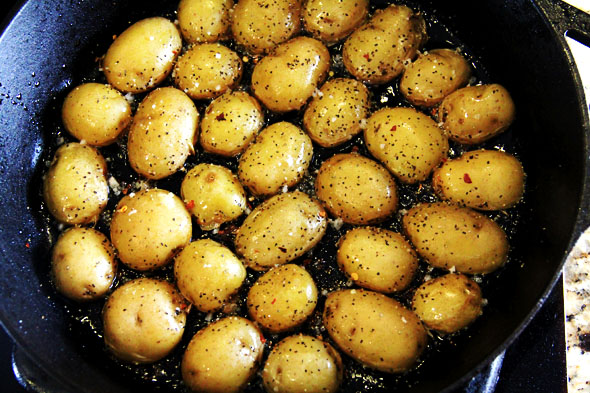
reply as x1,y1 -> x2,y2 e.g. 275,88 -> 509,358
271,298 -> 277,304
216,113 -> 226,121
363,53 -> 371,61
260,334 -> 266,343
185,200 -> 195,210
464,173 -> 472,183
391,125 -> 397,131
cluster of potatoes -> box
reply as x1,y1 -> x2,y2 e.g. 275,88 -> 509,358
42,0 -> 525,392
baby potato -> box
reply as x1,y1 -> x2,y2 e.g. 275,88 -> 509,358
302,0 -> 368,44
438,83 -> 516,144
182,316 -> 264,393
200,91 -> 264,157
303,78 -> 371,147
43,142 -> 109,225
103,278 -> 188,364
235,191 -> 327,271
238,122 -> 313,197
337,227 -> 418,293
400,48 -> 472,107
110,188 -> 192,271
247,264 -> 317,333
177,0 -> 233,44
323,289 -> 427,373
412,273 -> 483,334
127,87 -> 198,180
315,153 -> 398,225
251,36 -> 330,113
181,163 -> 247,230
262,334 -> 342,393
364,107 -> 449,184
174,239 -> 246,313
61,83 -> 131,146
51,227 -> 116,302
432,149 -> 525,210
173,42 -> 242,100
402,202 -> 509,274
231,0 -> 301,55
103,17 -> 181,93
342,4 -> 427,85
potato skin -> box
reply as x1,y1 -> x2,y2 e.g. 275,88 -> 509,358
303,78 -> 370,147
364,107 -> 449,184
43,142 -> 109,225
432,149 -> 525,210
181,316 -> 264,393
103,17 -> 181,93
51,227 -> 116,302
127,87 -> 198,180
337,227 -> 418,293
177,0 -> 233,44
247,264 -> 318,333
238,122 -> 313,197
103,278 -> 188,364
251,36 -> 330,113
400,48 -> 472,107
234,191 -> 327,271
262,334 -> 342,393
62,83 -> 131,146
412,273 -> 483,333
110,189 -> 192,271
402,202 -> 509,274
438,84 -> 516,144
302,0 -> 368,44
315,153 -> 398,224
323,289 -> 427,373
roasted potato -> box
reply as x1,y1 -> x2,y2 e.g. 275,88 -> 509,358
303,77 -> 371,147
103,17 -> 182,93
251,36 -> 330,113
432,149 -> 525,210
438,83 -> 516,144
323,289 -> 427,373
43,142 -> 109,225
182,316 -> 264,393
302,0 -> 368,44
315,153 -> 398,224
238,122 -> 313,196
177,0 -> 233,44
234,191 -> 327,271
364,107 -> 449,184
103,278 -> 188,364
402,202 -> 509,274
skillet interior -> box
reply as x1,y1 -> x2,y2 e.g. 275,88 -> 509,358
0,0 -> 588,392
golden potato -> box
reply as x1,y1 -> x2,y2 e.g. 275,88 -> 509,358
234,191 -> 327,271
43,142 -> 109,225
199,91 -> 264,157
127,87 -> 198,180
174,239 -> 246,313
262,335 -> 342,393
342,4 -> 427,84
337,227 -> 418,293
231,0 -> 301,54
323,289 -> 427,373
110,188 -> 192,271
238,122 -> 313,197
302,0 -> 368,44
364,107 -> 449,184
315,153 -> 398,224
400,48 -> 472,107
438,84 -> 516,144
402,202 -> 509,274
51,227 -> 116,302
247,264 -> 317,333
182,316 -> 264,393
432,149 -> 525,210
303,78 -> 371,147
61,83 -> 131,146
251,36 -> 330,113
412,273 -> 483,333
177,0 -> 233,44
103,278 -> 188,364
103,17 -> 182,93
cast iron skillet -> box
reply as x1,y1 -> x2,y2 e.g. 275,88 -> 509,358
1,0 -> 590,392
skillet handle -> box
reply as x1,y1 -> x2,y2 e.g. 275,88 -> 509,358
534,0 -> 590,39
11,345 -> 66,393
